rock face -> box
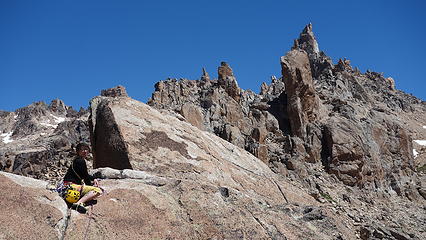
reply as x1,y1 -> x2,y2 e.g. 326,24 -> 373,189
280,49 -> 321,139
0,99 -> 90,183
0,171 -> 68,240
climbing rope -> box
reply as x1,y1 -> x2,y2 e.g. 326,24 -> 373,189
82,181 -> 105,239
83,205 -> 94,240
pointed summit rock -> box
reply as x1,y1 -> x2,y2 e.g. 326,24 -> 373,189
48,99 -> 68,114
200,67 -> 210,82
293,23 -> 334,78
218,61 -> 234,81
292,23 -> 320,56
218,62 -> 241,101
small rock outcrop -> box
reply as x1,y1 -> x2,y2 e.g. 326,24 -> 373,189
100,85 -> 128,97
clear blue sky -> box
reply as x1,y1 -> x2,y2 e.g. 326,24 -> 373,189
1,0 -> 425,111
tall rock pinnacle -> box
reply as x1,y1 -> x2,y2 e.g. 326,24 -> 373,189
201,67 -> 210,81
292,23 -> 320,56
280,49 -> 320,140
218,62 -> 241,102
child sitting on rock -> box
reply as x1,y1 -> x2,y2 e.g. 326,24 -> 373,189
62,143 -> 103,213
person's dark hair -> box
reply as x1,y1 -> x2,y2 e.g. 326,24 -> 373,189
76,143 -> 90,152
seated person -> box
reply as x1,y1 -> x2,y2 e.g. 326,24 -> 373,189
63,143 -> 103,213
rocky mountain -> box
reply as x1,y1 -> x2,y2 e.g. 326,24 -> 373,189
148,23 -> 426,195
0,99 -> 90,183
0,24 -> 425,239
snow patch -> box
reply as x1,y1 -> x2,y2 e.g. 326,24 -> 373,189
51,114 -> 66,123
414,140 -> 426,146
1,132 -> 13,144
413,149 -> 419,158
40,122 -> 58,128
39,114 -> 66,129
423,126 -> 426,129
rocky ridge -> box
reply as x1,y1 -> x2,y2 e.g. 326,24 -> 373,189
148,24 -> 426,195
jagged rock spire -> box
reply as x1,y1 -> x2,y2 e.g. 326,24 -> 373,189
292,23 -> 320,56
201,67 -> 210,81
218,62 -> 241,101
336,58 -> 353,72
218,61 -> 234,81
49,99 -> 67,114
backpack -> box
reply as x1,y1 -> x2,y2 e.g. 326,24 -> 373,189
55,181 -> 81,203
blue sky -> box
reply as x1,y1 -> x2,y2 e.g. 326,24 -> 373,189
1,0 -> 425,111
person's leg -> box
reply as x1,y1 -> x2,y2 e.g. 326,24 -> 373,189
76,190 -> 100,205
77,185 -> 103,205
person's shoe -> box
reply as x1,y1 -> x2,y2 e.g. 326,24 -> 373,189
71,203 -> 87,214
85,199 -> 97,206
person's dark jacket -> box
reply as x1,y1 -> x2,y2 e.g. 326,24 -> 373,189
63,157 -> 94,185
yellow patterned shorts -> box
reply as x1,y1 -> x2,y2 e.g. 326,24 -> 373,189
70,184 -> 103,196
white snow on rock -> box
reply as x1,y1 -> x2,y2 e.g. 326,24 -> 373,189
423,126 -> 426,129
414,140 -> 426,146
39,115 -> 67,129
40,122 -> 58,128
1,132 -> 13,144
51,114 -> 65,123
413,149 -> 419,159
